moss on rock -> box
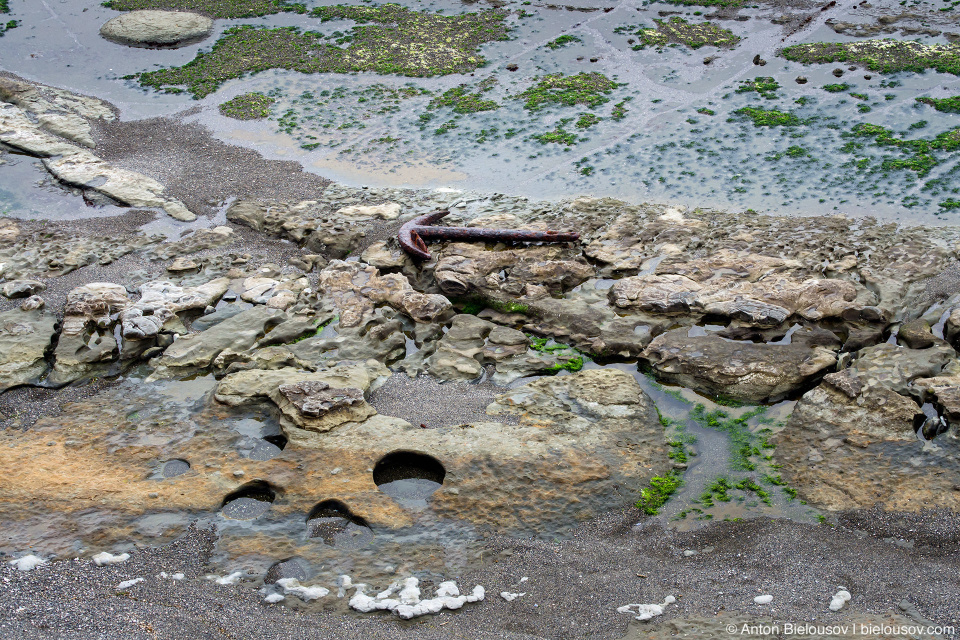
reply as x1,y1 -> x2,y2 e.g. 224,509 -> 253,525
132,4 -> 509,98
218,92 -> 274,119
103,0 -> 303,19
781,39 -> 960,76
625,17 -> 740,51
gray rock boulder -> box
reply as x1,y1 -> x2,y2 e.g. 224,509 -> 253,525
100,10 -> 213,48
642,328 -> 837,403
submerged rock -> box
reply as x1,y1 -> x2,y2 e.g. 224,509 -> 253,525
100,10 -> 213,48
642,329 -> 837,403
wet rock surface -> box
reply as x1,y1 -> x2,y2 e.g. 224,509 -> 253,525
3,63 -> 960,637
99,10 -> 213,48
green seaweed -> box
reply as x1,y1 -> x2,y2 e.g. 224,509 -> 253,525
218,92 -> 274,119
429,80 -> 500,114
546,35 -> 582,50
517,72 -> 620,112
103,0 -> 302,18
916,95 -> 960,113
822,83 -> 851,93
636,471 -> 683,515
690,404 -> 766,471
781,39 -> 960,76
736,77 -> 780,99
734,107 -> 801,127
623,17 -> 739,51
133,5 -> 509,98
575,113 -> 601,129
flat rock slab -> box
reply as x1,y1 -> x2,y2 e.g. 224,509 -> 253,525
642,329 -> 837,404
774,383 -> 960,513
100,10 -> 213,48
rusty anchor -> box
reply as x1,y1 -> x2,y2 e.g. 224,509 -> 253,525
398,209 -> 580,261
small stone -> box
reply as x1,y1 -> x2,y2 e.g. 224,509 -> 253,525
19,295 -> 45,311
832,68 -> 844,77
167,257 -> 199,273
506,63 -> 519,71
2,279 -> 46,299
148,492 -> 158,499
233,470 -> 245,477
796,76 -> 808,84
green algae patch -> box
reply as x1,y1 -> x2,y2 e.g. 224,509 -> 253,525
517,72 -> 620,112
781,39 -> 960,76
822,83 -> 851,93
734,107 -> 801,127
219,92 -> 274,119
102,0 -> 303,18
917,95 -> 960,113
846,122 -> 960,177
622,17 -> 739,51
132,5 -> 510,98
310,4 -> 509,74
0,1 -> 9,13
546,35 -> 581,50
531,121 -> 578,145
636,471 -> 683,516
429,78 -> 499,114
575,112 -> 601,129
662,0 -> 743,6
736,77 -> 780,100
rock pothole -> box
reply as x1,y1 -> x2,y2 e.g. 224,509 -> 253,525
221,481 -> 276,520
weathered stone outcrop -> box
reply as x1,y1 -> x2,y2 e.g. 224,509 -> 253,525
317,260 -> 451,327
642,329 -> 837,403
0,307 -> 58,391
99,10 -> 213,48
0,80 -> 194,220
774,382 -> 960,513
50,283 -> 130,384
120,278 -> 230,341
434,242 -> 592,301
149,306 -> 286,378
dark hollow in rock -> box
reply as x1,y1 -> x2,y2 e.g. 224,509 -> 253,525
305,499 -> 370,543
161,459 -> 190,478
373,450 -> 446,487
221,481 -> 276,520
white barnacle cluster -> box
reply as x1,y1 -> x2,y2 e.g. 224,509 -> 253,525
829,587 -> 851,611
617,595 -> 676,621
349,576 -> 485,619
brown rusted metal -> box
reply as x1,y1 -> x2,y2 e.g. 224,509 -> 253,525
398,209 -> 580,261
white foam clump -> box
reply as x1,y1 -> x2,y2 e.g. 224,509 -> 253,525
9,555 -> 47,571
337,575 -> 353,598
276,578 -> 330,602
350,577 -> 485,619
92,552 -> 130,566
829,589 -> 851,611
159,572 -> 184,580
212,571 -> 243,585
501,592 -> 526,602
264,593 -> 285,604
617,596 -> 676,622
754,595 -> 773,605
116,578 -> 144,590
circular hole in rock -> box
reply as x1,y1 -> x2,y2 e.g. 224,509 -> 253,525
373,451 -> 445,506
306,499 -> 372,547
162,459 -> 190,478
221,481 -> 276,520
